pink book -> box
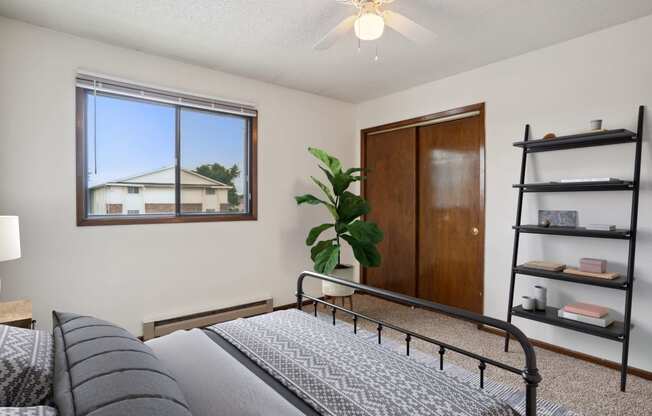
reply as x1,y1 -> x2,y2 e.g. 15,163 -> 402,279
563,302 -> 609,318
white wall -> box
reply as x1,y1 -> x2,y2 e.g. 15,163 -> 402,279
1,11 -> 650,373
356,15 -> 652,371
0,17 -> 355,334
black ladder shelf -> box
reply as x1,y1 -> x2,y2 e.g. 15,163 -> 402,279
504,106 -> 644,392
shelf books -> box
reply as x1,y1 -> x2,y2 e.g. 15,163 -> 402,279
558,309 -> 614,327
563,267 -> 620,280
564,302 -> 608,317
523,261 -> 565,272
558,302 -> 614,327
586,224 -> 617,231
558,178 -> 623,183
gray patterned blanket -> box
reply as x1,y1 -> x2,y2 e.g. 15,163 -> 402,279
0,325 -> 53,407
208,309 -> 517,416
0,408 -> 57,416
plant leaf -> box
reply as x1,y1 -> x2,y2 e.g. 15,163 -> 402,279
311,240 -> 334,261
319,166 -> 335,184
337,191 -> 370,224
345,167 -> 368,176
318,166 -> 347,197
341,235 -> 381,268
295,194 -> 325,205
318,167 -> 356,197
311,176 -> 335,204
331,171 -> 355,195
295,194 -> 338,220
306,223 -> 334,246
314,244 -> 340,274
334,222 -> 348,235
347,220 -> 383,244
308,147 -> 342,174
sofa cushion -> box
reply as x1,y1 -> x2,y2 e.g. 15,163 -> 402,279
52,312 -> 192,416
0,325 -> 53,407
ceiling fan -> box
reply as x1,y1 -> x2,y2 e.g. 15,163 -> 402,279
314,0 -> 436,50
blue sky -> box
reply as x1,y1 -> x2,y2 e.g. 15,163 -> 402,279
86,93 -> 247,192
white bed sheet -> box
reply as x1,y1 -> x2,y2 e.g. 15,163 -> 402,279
146,328 -> 305,416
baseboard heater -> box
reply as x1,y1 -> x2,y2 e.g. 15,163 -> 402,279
143,298 -> 273,341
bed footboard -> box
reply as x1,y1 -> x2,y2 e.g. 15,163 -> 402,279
296,271 -> 541,416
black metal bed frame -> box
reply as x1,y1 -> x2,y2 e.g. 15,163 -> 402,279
296,271 -> 541,416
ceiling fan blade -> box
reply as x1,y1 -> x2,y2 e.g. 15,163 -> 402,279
384,10 -> 436,44
313,15 -> 357,50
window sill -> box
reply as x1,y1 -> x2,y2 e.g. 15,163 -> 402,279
77,213 -> 257,226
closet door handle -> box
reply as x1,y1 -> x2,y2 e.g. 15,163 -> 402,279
472,227 -> 480,236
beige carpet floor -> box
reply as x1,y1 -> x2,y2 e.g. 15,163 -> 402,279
333,294 -> 651,416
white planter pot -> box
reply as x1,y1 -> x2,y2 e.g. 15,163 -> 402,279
322,265 -> 356,297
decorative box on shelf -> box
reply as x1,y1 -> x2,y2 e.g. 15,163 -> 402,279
579,258 -> 607,273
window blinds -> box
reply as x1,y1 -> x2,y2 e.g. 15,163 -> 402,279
76,72 -> 257,117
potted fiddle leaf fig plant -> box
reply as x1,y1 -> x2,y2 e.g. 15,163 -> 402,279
295,147 -> 383,297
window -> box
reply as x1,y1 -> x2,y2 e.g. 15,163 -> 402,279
180,108 -> 250,214
76,74 -> 257,226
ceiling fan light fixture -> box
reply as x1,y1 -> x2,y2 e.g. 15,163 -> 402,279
354,12 -> 384,41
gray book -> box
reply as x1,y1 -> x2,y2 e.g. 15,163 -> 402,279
559,178 -> 621,183
586,224 -> 616,231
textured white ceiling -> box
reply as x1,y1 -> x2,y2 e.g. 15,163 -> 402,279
1,0 -> 651,103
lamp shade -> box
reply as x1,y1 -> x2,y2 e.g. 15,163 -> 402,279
0,216 -> 21,262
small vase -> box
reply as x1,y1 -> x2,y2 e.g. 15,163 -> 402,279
322,265 -> 356,297
522,296 -> 536,311
534,285 -> 547,311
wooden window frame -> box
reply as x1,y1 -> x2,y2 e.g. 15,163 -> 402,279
76,87 -> 258,226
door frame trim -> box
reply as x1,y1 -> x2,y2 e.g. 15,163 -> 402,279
366,110 -> 481,136
360,103 -> 486,313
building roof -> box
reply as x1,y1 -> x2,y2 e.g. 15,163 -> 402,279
89,166 -> 232,190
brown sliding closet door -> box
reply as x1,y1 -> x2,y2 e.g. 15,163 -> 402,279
363,128 -> 417,296
418,116 -> 484,313
362,104 -> 485,313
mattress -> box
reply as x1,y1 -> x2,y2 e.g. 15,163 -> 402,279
150,309 -> 518,416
